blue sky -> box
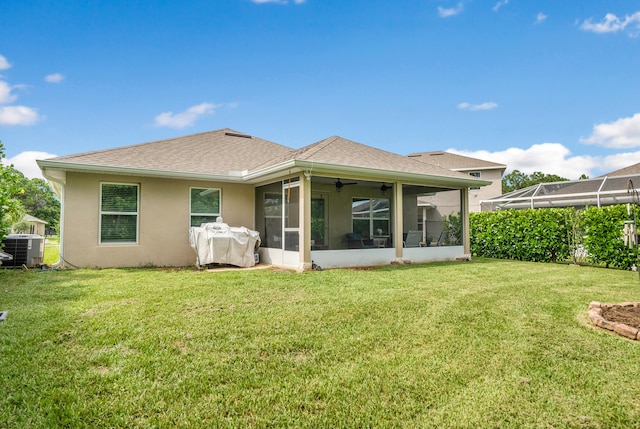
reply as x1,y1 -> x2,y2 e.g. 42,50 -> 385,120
2,0 -> 640,180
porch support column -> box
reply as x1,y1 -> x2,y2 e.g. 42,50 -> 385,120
394,181 -> 404,259
461,188 -> 471,256
300,174 -> 312,270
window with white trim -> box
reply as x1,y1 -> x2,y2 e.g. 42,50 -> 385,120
190,187 -> 221,227
100,183 -> 139,244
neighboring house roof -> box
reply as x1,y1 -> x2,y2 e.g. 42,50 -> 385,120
600,162 -> 640,177
407,151 -> 506,172
23,214 -> 48,224
38,128 -> 490,188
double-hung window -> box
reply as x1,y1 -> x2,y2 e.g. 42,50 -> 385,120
100,183 -> 139,244
190,187 -> 221,227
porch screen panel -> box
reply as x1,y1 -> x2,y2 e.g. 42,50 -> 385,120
263,190 -> 282,249
311,196 -> 327,246
284,186 -> 299,251
100,183 -> 139,244
371,198 -> 390,236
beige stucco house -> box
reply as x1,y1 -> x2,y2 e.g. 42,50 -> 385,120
37,129 -> 490,270
12,214 -> 48,236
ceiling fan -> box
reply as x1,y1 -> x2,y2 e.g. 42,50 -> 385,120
335,178 -> 357,192
380,182 -> 392,195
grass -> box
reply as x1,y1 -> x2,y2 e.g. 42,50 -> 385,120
2,259 -> 640,428
43,236 -> 59,266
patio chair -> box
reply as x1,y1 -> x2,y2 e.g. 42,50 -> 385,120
346,233 -> 375,249
403,230 -> 423,248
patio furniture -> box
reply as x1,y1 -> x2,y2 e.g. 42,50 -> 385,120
346,233 -> 375,249
403,230 -> 423,247
372,236 -> 388,248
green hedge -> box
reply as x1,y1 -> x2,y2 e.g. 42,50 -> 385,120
470,205 -> 639,269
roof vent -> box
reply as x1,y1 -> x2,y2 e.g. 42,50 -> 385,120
225,132 -> 252,139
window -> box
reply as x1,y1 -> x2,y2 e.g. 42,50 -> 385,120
352,198 -> 390,237
190,187 -> 221,227
100,183 -> 139,244
469,171 -> 481,190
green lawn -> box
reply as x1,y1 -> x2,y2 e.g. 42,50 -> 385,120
1,259 -> 640,428
43,236 -> 59,266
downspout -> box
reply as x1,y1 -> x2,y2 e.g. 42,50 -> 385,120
41,170 -> 65,268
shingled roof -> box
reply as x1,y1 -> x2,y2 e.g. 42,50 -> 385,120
600,162 -> 640,177
38,129 -> 489,186
251,136 -> 479,181
407,151 -> 506,171
40,129 -> 293,177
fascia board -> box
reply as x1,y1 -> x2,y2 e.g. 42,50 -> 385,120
452,165 -> 507,172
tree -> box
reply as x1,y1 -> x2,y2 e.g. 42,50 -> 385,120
502,170 -> 569,193
0,142 -> 25,244
13,171 -> 60,233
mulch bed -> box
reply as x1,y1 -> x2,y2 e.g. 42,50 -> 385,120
601,305 -> 640,330
588,302 -> 640,340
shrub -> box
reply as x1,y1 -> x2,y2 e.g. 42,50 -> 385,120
470,205 -> 640,269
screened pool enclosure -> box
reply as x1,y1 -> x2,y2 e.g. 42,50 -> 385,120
481,174 -> 640,211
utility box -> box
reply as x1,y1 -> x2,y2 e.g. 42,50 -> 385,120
1,234 -> 45,268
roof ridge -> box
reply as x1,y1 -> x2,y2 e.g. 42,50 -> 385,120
295,136 -> 340,160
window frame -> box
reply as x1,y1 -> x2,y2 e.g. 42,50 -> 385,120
189,187 -> 222,227
99,182 -> 140,245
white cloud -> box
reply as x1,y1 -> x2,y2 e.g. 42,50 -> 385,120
448,143 -> 600,179
0,81 -> 17,104
0,106 -> 40,126
598,151 -> 640,174
45,73 -> 64,83
458,101 -> 498,111
154,102 -> 219,129
536,12 -> 547,24
580,11 -> 640,36
5,151 -> 58,179
0,55 -> 10,70
438,3 -> 463,18
580,113 -> 640,148
492,0 -> 508,12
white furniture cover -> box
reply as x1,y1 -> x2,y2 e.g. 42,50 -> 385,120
188,222 -> 261,268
